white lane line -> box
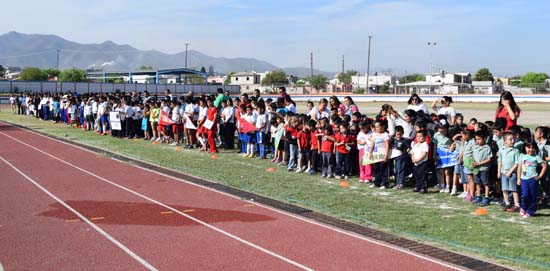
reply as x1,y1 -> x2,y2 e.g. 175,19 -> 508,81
0,131 -> 314,271
1,122 -> 474,270
0,156 -> 158,271
0,261 -> 4,271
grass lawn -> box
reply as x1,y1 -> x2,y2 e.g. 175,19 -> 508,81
1,109 -> 550,271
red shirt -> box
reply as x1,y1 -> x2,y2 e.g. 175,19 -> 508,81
207,107 -> 218,124
495,107 -> 520,131
310,131 -> 320,150
335,133 -> 352,154
297,130 -> 310,150
321,136 -> 335,153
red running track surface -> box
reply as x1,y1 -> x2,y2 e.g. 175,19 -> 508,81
0,122 -> 463,271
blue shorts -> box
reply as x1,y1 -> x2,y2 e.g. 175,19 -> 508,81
501,173 -> 517,192
474,171 -> 489,185
455,164 -> 468,184
462,165 -> 473,175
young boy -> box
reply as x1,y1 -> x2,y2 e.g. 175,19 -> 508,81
472,130 -> 493,206
296,120 -> 311,173
411,130 -> 429,193
498,132 -> 521,212
392,126 -> 409,189
334,123 -> 353,179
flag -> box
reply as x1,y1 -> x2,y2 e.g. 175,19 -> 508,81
436,147 -> 459,169
159,110 -> 175,126
273,129 -> 284,151
238,117 -> 256,133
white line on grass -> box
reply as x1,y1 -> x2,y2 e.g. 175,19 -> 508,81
2,122 -> 483,270
0,131 -> 314,271
0,156 -> 158,271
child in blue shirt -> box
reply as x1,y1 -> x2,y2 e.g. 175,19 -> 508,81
517,140 -> 547,218
498,132 -> 521,212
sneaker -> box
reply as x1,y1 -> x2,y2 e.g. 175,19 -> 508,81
328,175 -> 335,179
369,184 -> 376,188
439,188 -> 446,193
506,206 -> 520,212
520,208 -> 526,216
358,179 -> 365,183
287,168 -> 294,172
479,198 -> 491,206
501,204 -> 511,211
295,168 -> 303,173
380,185 -> 387,190
344,176 -> 349,180
521,213 -> 531,218
170,142 -> 178,146
472,196 -> 482,204
450,188 -> 457,196
444,188 -> 451,193
464,195 -> 473,203
155,137 -> 162,142
393,184 -> 403,190
321,174 -> 327,178
458,192 -> 468,199
308,170 -> 315,175
419,189 -> 427,194
412,188 -> 420,193
335,175 -> 342,179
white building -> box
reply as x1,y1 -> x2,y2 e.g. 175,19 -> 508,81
472,81 -> 496,94
230,71 -> 261,93
4,67 -> 22,80
351,73 -> 396,90
397,72 -> 472,94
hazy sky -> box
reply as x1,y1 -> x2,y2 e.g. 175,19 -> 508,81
2,0 -> 549,76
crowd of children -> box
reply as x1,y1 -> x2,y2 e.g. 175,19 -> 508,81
15,89 -> 550,218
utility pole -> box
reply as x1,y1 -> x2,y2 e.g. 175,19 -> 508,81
56,49 -> 60,69
366,35 -> 372,93
427,41 -> 437,94
310,52 -> 313,78
342,54 -> 345,74
185,43 -> 190,84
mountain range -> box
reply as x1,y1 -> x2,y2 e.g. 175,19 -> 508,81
0,31 -> 334,78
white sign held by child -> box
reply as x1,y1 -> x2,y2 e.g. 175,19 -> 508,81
362,149 -> 402,165
109,112 -> 121,130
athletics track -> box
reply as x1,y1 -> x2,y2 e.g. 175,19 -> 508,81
0,122 -> 507,270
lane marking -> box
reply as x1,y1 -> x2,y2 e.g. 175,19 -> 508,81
182,209 -> 195,213
160,211 -> 173,215
1,122 -> 476,271
65,219 -> 81,222
90,217 -> 105,221
0,156 -> 158,271
0,132 -> 314,271
243,204 -> 255,207
0,260 -> 4,271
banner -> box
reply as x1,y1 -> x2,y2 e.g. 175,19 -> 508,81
159,110 -> 175,126
109,112 -> 121,131
203,119 -> 214,130
362,149 -> 402,165
183,115 -> 197,130
435,147 -> 459,169
238,117 -> 256,134
273,129 -> 284,151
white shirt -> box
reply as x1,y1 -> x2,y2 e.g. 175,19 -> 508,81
171,106 -> 181,123
436,106 -> 456,122
371,132 -> 390,153
222,106 -> 235,123
407,103 -> 429,114
411,141 -> 429,165
91,101 -> 98,114
356,131 -> 372,150
286,103 -> 297,114
255,113 -> 267,132
310,107 -> 330,120
84,105 -> 92,116
133,106 -> 142,120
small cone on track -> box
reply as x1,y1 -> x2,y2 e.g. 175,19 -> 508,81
211,155 -> 218,159
339,181 -> 350,187
175,147 -> 183,151
472,207 -> 488,216
266,167 -> 276,172
134,139 -> 140,142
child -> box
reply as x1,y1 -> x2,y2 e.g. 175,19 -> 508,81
84,101 -> 93,131
296,120 -> 311,173
517,140 -> 547,218
286,115 -> 300,171
392,125 -> 409,189
335,123 -> 353,179
320,126 -> 336,178
241,105 -> 257,157
271,115 -> 285,163
449,126 -> 464,196
255,103 -> 268,159
205,97 -> 219,154
472,130 -> 493,206
369,120 -> 391,189
433,119 -> 453,193
534,126 -> 550,204
498,132 -> 521,212
357,120 -> 373,183
411,130 -> 430,193
308,119 -> 320,175
460,125 -> 476,202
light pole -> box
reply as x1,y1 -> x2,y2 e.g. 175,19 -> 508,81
56,49 -> 60,69
366,35 -> 372,93
427,41 -> 437,94
185,43 -> 190,84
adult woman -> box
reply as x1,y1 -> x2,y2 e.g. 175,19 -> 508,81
343,96 -> 359,116
495,91 -> 520,131
406,93 -> 429,114
379,104 -> 402,136
310,98 -> 331,121
431,96 -> 456,125
329,96 -> 345,112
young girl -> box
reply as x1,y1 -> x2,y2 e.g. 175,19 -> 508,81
517,140 -> 547,218
335,123 -> 352,179
296,119 -> 311,173
150,102 -> 160,141
320,126 -> 336,178
241,105 -> 257,157
460,126 -> 477,202
84,101 -> 93,131
369,120 -> 391,189
357,120 -> 373,183
433,120 -> 453,193
196,98 -> 208,150
255,103 -> 268,159
286,115 -> 300,171
142,104 -> 151,140
271,115 -> 285,163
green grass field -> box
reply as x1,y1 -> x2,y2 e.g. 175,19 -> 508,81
1,106 -> 550,271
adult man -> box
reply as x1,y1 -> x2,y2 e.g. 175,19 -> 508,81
214,87 -> 228,111
253,89 -> 264,104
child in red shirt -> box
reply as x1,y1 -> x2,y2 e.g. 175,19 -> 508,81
335,123 -> 353,179
296,120 -> 311,173
320,126 -> 336,178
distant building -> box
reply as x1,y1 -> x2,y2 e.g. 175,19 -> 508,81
472,81 -> 497,94
396,71 -> 471,94
208,66 -> 214,76
230,71 -> 261,93
207,75 -> 224,84
494,77 -> 510,85
350,73 -> 397,93
4,66 -> 22,80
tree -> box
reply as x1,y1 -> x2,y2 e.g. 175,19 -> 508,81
400,74 -> 424,83
337,70 -> 357,84
138,65 -> 154,70
200,66 -> 206,73
20,67 -> 47,81
309,75 -> 328,90
473,68 -> 494,82
261,70 -> 289,85
58,68 -> 87,82
0,65 -> 5,76
224,72 -> 235,85
43,68 -> 61,79
521,72 -> 548,84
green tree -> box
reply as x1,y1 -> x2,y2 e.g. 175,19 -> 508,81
0,65 -> 5,76
20,67 -> 48,81
473,68 -> 494,82
521,72 -> 548,84
138,65 -> 154,70
308,75 -> 328,90
58,68 -> 87,82
337,70 -> 357,84
224,72 -> 235,85
200,66 -> 206,73
261,70 -> 289,85
43,68 -> 61,79
400,74 -> 424,83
